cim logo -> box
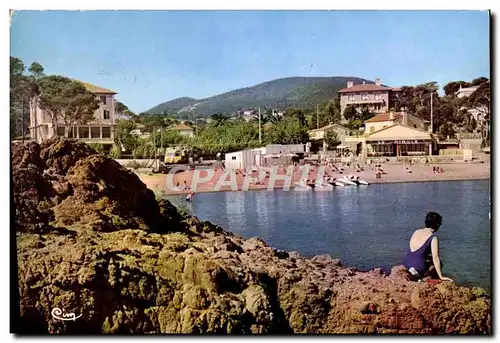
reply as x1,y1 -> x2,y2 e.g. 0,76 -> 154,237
51,307 -> 82,321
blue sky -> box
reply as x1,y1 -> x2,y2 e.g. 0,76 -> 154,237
11,10 -> 490,113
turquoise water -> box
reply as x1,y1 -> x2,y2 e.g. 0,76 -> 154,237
167,180 -> 491,292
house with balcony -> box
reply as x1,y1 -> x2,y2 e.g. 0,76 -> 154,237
338,78 -> 401,119
29,80 -> 117,151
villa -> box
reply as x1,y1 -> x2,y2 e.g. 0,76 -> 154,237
338,78 -> 401,117
29,80 -> 117,151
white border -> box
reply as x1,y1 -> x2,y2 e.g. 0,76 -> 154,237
2,2 -> 497,342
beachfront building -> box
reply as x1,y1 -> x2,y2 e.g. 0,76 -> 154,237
309,123 -> 352,141
168,123 -> 194,137
224,144 -> 309,169
364,111 -> 429,134
338,78 -> 401,117
29,80 -> 117,150
224,150 -> 263,170
309,123 -> 355,152
364,124 -> 432,157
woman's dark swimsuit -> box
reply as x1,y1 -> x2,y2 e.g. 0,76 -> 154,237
403,234 -> 435,279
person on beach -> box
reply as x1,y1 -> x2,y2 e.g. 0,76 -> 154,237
403,212 -> 453,282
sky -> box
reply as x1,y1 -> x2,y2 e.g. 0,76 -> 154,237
10,10 -> 490,113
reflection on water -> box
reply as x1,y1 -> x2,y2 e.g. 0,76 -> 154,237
166,180 -> 491,292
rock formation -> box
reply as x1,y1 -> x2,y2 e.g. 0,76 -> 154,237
12,138 -> 491,334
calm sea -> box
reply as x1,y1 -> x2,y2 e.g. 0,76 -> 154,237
166,180 -> 491,292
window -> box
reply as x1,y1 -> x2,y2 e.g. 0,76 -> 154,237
57,127 -> 65,136
348,94 -> 355,101
102,127 -> 111,138
91,127 -> 101,138
232,156 -> 237,160
104,110 -> 110,119
361,93 -> 369,100
100,96 -> 107,105
79,127 -> 89,139
374,93 -> 381,100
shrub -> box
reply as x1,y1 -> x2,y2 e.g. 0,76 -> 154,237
110,145 -> 122,159
88,143 -> 105,154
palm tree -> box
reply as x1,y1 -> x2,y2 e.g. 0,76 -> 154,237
211,112 -> 230,127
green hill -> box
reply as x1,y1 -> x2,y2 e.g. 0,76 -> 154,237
145,76 -> 373,117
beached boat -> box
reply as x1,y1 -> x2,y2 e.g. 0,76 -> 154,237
337,177 -> 357,186
315,183 -> 334,190
355,178 -> 369,185
295,182 -> 313,191
327,179 -> 345,187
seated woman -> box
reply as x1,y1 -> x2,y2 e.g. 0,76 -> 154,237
403,212 -> 453,282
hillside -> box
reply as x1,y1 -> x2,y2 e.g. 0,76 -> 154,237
146,76 -> 373,117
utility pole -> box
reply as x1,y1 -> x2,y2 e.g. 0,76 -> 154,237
430,90 -> 433,133
258,107 -> 262,144
21,100 -> 25,143
153,125 -> 158,171
160,125 -> 163,156
316,104 -> 319,129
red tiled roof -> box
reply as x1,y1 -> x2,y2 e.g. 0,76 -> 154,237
169,123 -> 193,131
338,84 -> 398,93
71,79 -> 117,94
364,113 -> 403,123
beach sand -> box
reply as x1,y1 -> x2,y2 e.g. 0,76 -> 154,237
137,161 -> 490,196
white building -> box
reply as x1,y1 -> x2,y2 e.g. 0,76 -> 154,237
29,80 -> 117,150
224,150 -> 263,170
456,85 -> 479,98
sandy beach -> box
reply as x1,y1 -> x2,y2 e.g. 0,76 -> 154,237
137,161 -> 490,196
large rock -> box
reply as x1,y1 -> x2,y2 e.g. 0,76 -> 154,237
12,138 -> 491,334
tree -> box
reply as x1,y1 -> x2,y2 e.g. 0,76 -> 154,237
37,76 -> 100,137
264,117 -> 309,145
342,105 -> 358,122
141,114 -> 166,132
324,130 -> 340,150
467,81 -> 490,147
443,81 -> 470,97
211,112 -> 230,127
114,119 -> 138,152
10,57 -> 45,140
115,101 -> 134,117
283,108 -> 307,127
470,77 -> 489,87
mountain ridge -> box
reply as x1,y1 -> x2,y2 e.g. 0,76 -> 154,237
145,76 -> 374,117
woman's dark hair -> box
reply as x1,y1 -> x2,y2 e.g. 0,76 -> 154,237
425,212 -> 443,230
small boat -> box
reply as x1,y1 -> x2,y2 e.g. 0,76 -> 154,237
315,183 -> 334,191
327,178 -> 345,187
295,182 -> 313,191
337,177 -> 357,186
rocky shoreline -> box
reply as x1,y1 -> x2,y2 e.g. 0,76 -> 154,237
12,138 -> 491,334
